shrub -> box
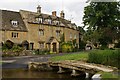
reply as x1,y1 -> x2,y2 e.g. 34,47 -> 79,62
33,49 -> 50,55
88,49 -> 120,69
115,40 -> 120,48
11,45 -> 23,53
61,42 -> 73,53
5,40 -> 14,49
2,44 -> 23,57
2,45 -> 9,53
79,41 -> 86,50
100,45 -> 108,50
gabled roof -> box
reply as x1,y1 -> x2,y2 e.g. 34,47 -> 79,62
0,10 -> 27,32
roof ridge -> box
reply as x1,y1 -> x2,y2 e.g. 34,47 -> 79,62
2,9 -> 19,13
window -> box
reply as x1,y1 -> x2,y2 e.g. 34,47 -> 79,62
56,30 -> 61,36
39,43 -> 44,49
11,21 -> 18,27
47,19 -> 52,24
74,34 -> 77,39
30,43 -> 34,50
54,20 -> 59,25
70,33 -> 72,39
12,32 -> 18,38
36,17 -> 43,23
39,29 -> 44,36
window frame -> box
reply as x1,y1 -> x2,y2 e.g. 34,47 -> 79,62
12,32 -> 18,38
11,20 -> 18,27
56,30 -> 61,36
70,33 -> 72,39
39,29 -> 44,36
36,17 -> 43,23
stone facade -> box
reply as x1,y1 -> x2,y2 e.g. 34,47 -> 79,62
0,5 -> 80,52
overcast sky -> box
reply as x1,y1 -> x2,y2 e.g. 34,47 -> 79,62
0,0 -> 89,26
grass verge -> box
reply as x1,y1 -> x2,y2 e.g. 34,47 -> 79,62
50,52 -> 88,61
98,72 -> 118,79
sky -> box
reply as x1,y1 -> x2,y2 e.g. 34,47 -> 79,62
0,0 -> 88,27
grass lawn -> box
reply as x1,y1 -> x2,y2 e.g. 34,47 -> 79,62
50,52 -> 88,61
98,72 -> 118,79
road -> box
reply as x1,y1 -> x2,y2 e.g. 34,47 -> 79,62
2,52 -> 81,69
2,56 -> 51,69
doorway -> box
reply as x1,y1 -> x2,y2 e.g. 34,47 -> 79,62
52,43 -> 57,52
30,43 -> 34,50
22,40 -> 29,50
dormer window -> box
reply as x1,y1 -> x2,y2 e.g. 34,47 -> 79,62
47,19 -> 52,24
11,20 -> 18,27
36,17 -> 43,23
54,20 -> 59,25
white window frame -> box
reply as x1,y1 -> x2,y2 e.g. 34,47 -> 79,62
54,20 -> 59,25
36,17 -> 43,23
11,21 -> 18,27
47,19 -> 52,24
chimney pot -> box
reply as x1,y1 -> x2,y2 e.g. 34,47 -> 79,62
52,11 -> 57,16
37,5 -> 41,13
60,10 -> 65,18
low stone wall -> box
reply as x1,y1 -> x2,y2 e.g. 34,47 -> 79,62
28,62 -> 52,71
2,50 -> 34,57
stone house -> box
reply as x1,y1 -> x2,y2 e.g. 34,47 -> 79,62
0,5 -> 80,53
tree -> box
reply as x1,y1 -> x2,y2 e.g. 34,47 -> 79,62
83,1 -> 120,47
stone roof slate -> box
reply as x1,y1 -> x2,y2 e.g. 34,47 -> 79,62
0,10 -> 27,32
24,10 -> 78,30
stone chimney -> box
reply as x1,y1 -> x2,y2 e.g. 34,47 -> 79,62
37,5 -> 41,13
60,10 -> 65,18
52,11 -> 56,16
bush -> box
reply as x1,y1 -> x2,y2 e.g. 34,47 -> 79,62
2,44 -> 23,57
5,40 -> 14,49
11,45 -> 23,53
100,45 -> 108,50
115,40 -> 120,48
33,49 -> 50,55
79,41 -> 86,50
2,43 -> 9,52
88,49 -> 120,69
61,42 -> 73,53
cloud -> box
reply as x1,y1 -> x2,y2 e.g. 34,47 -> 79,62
0,0 -> 88,26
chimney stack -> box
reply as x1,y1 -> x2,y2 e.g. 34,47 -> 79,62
52,11 -> 57,16
37,5 -> 41,13
60,10 -> 65,19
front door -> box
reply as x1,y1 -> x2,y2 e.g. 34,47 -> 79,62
30,43 -> 34,50
52,43 -> 57,52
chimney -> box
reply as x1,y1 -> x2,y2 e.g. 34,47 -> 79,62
60,10 -> 65,19
37,5 -> 41,13
52,11 -> 56,16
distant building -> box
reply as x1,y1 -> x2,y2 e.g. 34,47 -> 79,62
0,5 -> 80,53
